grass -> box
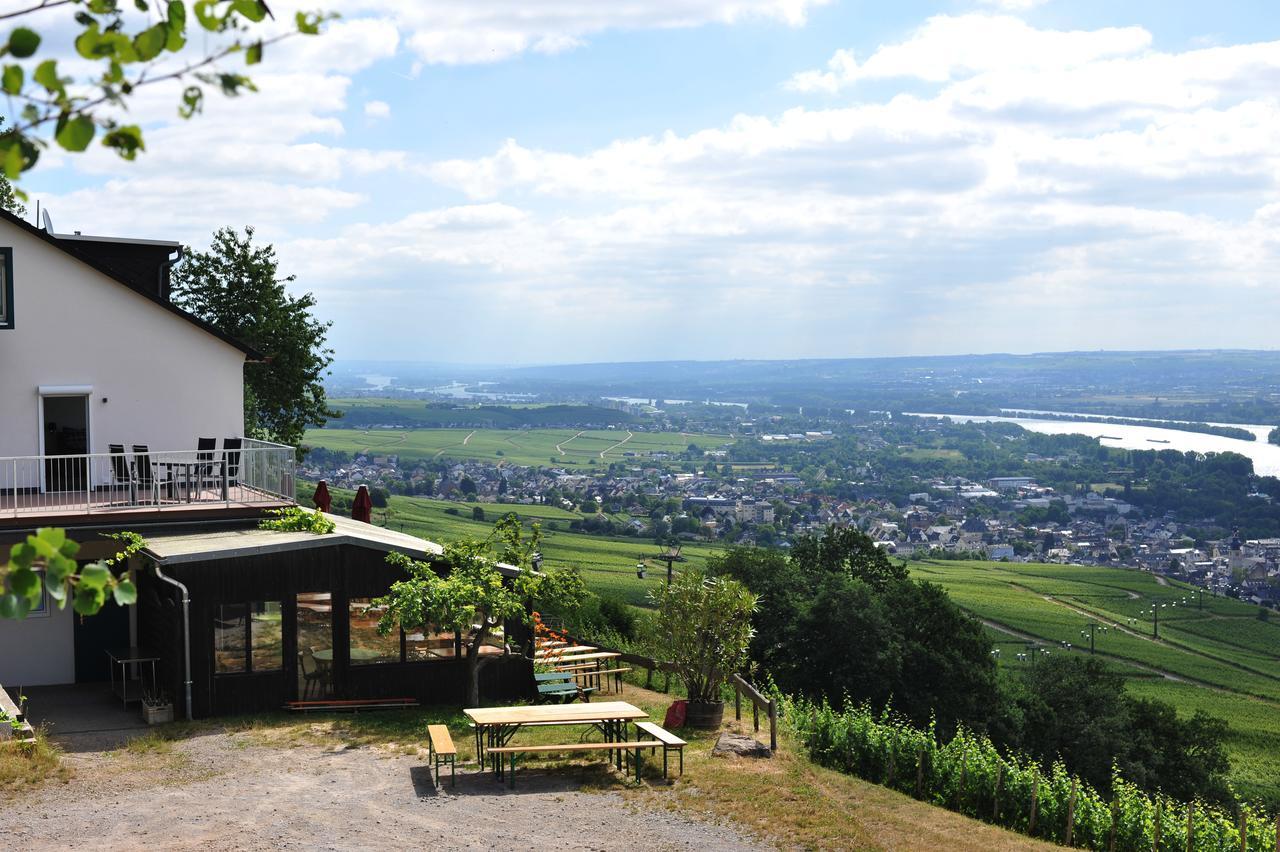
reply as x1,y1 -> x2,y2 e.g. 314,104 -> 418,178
0,732 -> 68,792
915,558 -> 1280,805
302,426 -> 733,469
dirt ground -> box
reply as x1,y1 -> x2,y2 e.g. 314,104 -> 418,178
0,730 -> 771,851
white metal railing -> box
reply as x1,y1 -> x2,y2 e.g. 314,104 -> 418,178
0,441 -> 296,519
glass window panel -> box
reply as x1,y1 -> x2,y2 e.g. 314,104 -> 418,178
348,597 -> 400,665
250,601 -> 283,672
214,603 -> 247,673
406,624 -> 458,660
297,592 -> 333,698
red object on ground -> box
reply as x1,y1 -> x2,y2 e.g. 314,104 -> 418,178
663,699 -> 688,729
351,484 -> 372,523
313,480 -> 332,513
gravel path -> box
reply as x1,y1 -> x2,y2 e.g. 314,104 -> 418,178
1,732 -> 770,852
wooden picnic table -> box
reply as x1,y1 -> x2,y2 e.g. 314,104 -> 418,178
534,645 -> 597,657
464,701 -> 648,777
546,651 -> 620,664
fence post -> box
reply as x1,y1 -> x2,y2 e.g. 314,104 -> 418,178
1154,799 -> 1161,852
753,699 -> 759,733
768,698 -> 777,754
916,747 -> 926,799
1029,774 -> 1039,836
1186,802 -> 1194,852
1239,809 -> 1247,852
958,745 -> 968,812
735,684 -> 741,722
1067,778 -> 1077,847
886,747 -> 895,788
1109,799 -> 1117,852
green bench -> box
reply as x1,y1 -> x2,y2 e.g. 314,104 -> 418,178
635,721 -> 686,778
535,671 -> 594,704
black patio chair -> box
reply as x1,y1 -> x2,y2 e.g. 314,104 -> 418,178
132,444 -> 175,504
194,437 -> 218,495
108,443 -> 137,505
221,438 -> 242,498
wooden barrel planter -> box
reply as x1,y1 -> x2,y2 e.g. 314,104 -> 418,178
684,700 -> 725,729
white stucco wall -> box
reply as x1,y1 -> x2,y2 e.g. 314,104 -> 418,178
0,603 -> 74,686
0,221 -> 246,463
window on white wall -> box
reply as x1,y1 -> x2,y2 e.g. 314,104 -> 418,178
0,248 -> 11,329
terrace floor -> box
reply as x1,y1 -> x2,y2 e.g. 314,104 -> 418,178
0,485 -> 292,529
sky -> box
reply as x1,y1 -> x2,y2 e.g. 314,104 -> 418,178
19,0 -> 1280,363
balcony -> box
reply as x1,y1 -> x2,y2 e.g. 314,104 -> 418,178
0,439 -> 296,527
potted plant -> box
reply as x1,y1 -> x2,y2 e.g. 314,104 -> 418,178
650,569 -> 757,729
141,688 -> 173,725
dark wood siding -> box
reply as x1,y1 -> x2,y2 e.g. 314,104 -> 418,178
137,542 -> 532,718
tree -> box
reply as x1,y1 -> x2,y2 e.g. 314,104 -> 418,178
368,487 -> 389,509
0,149 -> 25,216
170,226 -> 335,448
649,568 -> 756,705
458,476 -> 477,497
1,527 -> 140,619
471,505 -> 485,522
0,1 -> 329,180
375,515 -> 585,706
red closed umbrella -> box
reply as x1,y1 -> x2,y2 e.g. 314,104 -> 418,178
313,480 -> 332,513
351,484 -> 372,524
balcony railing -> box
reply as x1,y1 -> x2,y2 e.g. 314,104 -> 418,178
0,438 -> 296,520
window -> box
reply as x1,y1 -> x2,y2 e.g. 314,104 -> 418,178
350,596 -> 458,663
0,247 -> 11,330
214,601 -> 282,674
348,598 -> 400,665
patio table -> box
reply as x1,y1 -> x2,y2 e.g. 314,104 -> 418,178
313,647 -> 383,663
106,647 -> 160,709
464,700 -> 648,777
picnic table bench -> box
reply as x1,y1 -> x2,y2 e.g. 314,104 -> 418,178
487,739 -> 663,787
635,721 -> 686,778
285,697 -> 418,713
535,671 -> 594,703
426,724 -> 456,787
465,701 -> 648,778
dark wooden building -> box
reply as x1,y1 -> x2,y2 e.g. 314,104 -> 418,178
134,516 -> 532,718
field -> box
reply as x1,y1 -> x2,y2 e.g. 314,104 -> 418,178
911,559 -> 1280,804
306,488 -> 721,606
303,426 -> 733,469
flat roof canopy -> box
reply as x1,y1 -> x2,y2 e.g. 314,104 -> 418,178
141,511 -> 524,576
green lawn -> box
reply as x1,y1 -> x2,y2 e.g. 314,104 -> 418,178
303,427 -> 733,469
914,559 -> 1280,805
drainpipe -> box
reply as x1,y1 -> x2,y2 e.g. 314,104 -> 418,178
151,563 -> 193,721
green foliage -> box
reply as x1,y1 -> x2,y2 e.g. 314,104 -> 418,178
170,226 -> 336,449
0,0 -> 331,179
712,529 -> 999,734
785,697 -> 1277,852
0,527 -> 141,619
374,514 -> 585,706
258,506 -> 335,535
648,568 -> 756,703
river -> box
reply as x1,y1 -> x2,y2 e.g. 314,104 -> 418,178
908,411 -> 1280,478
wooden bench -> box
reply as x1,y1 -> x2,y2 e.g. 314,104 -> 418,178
487,739 -> 663,787
426,724 -> 456,788
635,721 -> 686,778
285,697 -> 419,713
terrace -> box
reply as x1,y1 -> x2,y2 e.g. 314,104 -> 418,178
0,438 -> 296,527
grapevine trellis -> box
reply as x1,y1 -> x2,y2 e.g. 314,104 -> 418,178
785,699 -> 1279,851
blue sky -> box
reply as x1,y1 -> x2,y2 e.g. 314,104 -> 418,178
23,0 -> 1280,363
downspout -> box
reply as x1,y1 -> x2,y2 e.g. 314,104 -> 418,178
151,563 -> 193,721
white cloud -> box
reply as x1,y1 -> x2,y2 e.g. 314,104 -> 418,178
282,15 -> 1280,359
976,0 -> 1047,10
335,0 -> 831,65
364,100 -> 392,119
